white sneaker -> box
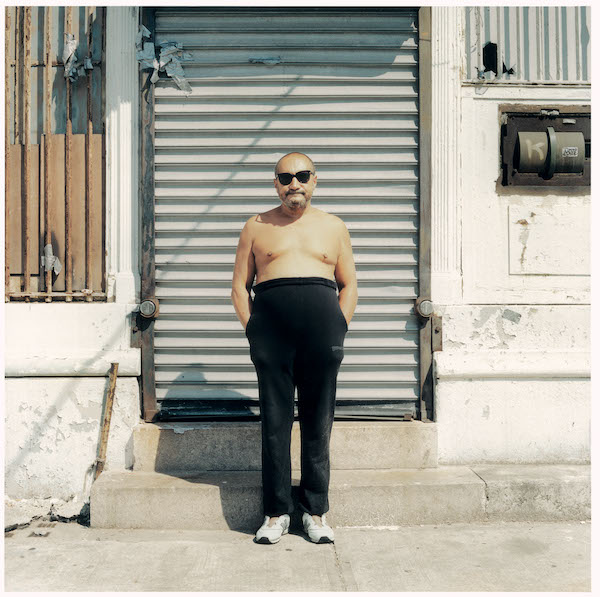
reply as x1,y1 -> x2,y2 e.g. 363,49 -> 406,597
302,512 -> 335,544
255,514 -> 290,544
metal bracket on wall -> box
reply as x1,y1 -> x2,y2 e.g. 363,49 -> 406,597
414,295 -> 437,423
130,310 -> 142,349
431,314 -> 443,352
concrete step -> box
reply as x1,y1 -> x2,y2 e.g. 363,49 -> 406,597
132,420 -> 438,472
90,465 -> 590,531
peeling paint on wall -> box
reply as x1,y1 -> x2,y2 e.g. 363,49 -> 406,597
472,307 -> 496,329
5,378 -> 140,502
448,305 -> 589,352
502,309 -> 522,324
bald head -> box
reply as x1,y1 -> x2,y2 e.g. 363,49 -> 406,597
274,152 -> 315,175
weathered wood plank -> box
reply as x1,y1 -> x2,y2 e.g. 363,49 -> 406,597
6,144 -> 41,290
69,134 -> 87,292
28,144 -> 41,291
14,7 -> 20,146
47,134 -> 66,291
22,6 -> 31,295
7,145 -> 22,279
90,134 -> 104,291
43,6 -> 52,298
64,5 -> 73,299
42,134 -> 104,294
85,6 -> 94,299
5,7 -> 12,297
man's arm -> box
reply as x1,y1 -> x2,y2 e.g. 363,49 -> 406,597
231,217 -> 257,330
334,218 -> 358,326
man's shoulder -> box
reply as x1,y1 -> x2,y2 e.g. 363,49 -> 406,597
247,208 -> 278,224
244,211 -> 267,228
313,208 -> 346,230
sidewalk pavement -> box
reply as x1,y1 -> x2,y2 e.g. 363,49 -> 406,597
4,519 -> 591,591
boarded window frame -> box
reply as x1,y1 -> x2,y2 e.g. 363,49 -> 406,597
5,6 -> 106,302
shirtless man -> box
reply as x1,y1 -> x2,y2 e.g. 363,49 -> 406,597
231,152 -> 358,544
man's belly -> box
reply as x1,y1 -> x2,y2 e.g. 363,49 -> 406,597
255,256 -> 336,284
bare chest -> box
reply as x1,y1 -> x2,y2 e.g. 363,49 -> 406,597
253,220 -> 339,266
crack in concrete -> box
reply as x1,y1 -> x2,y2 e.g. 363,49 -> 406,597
4,514 -> 50,534
470,468 -> 490,516
333,542 -> 359,591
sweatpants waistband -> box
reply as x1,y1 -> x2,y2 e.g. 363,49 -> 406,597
253,276 -> 337,294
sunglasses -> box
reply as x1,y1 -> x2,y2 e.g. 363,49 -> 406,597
276,170 -> 314,185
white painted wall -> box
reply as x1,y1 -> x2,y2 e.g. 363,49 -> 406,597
436,379 -> 589,464
5,304 -> 140,376
4,7 -> 142,520
431,7 -> 591,464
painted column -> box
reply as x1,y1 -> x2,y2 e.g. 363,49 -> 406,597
105,6 -> 140,304
430,7 -> 463,304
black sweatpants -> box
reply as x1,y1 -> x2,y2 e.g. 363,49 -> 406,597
245,277 -> 348,517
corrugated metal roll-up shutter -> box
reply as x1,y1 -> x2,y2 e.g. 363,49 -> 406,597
152,8 -> 421,420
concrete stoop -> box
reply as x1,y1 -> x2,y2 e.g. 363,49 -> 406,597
132,421 -> 438,471
89,421 -> 589,531
90,464 -> 590,531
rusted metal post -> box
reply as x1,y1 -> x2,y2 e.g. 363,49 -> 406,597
64,6 -> 73,301
5,8 -> 11,300
44,6 -> 53,301
22,6 -> 31,298
85,6 -> 94,301
94,362 -> 119,481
